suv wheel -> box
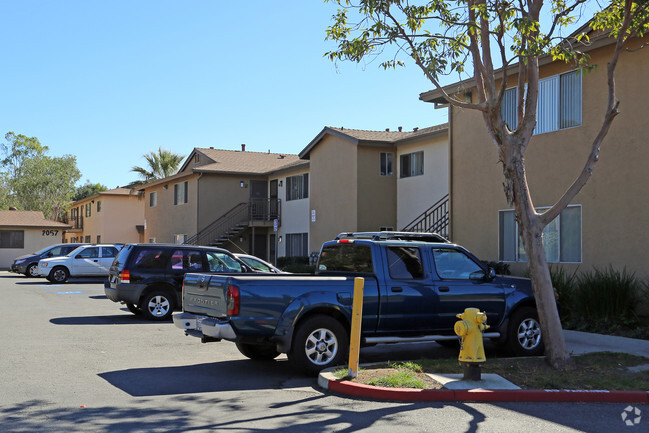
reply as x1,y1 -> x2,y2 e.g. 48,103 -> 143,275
126,303 -> 142,316
141,290 -> 175,321
50,267 -> 69,284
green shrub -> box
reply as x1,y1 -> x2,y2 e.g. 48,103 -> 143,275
550,266 -> 579,321
570,266 -> 640,327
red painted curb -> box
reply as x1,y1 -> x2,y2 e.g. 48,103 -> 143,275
327,379 -> 649,403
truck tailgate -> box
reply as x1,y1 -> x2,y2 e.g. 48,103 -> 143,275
182,273 -> 229,317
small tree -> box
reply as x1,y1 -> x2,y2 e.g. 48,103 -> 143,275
132,147 -> 184,182
325,0 -> 649,369
74,181 -> 108,201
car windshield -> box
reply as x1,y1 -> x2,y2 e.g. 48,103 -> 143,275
239,256 -> 273,272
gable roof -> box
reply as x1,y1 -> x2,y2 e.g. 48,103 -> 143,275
299,124 -> 449,159
0,210 -> 70,229
192,148 -> 304,175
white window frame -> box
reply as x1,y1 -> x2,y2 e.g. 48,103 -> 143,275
150,191 -> 157,207
498,205 -> 582,263
501,69 -> 582,134
380,152 -> 394,176
174,181 -> 188,206
399,151 -> 424,178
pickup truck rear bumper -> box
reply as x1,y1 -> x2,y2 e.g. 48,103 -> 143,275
173,312 -> 237,341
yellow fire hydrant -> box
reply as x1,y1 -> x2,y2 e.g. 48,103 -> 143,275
454,307 -> 489,380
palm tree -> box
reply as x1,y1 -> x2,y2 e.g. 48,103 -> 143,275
132,147 -> 184,182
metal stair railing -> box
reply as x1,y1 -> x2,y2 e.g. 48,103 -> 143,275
401,194 -> 450,239
185,202 -> 249,246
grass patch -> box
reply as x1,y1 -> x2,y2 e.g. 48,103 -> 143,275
367,370 -> 426,389
348,352 -> 649,391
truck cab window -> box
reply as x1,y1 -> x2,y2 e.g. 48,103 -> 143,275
432,248 -> 483,279
386,247 -> 424,280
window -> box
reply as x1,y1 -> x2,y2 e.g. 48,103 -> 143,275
379,226 -> 394,231
318,243 -> 374,273
85,203 -> 91,217
132,248 -> 169,270
206,251 -> 243,272
174,181 -> 188,205
0,230 -> 24,248
432,248 -> 484,279
78,247 -> 99,259
84,235 -> 91,243
501,70 -> 582,134
97,201 -> 102,212
150,192 -> 157,207
96,235 -> 101,243
400,151 -> 424,178
386,247 -> 424,279
498,205 -> 582,263
170,249 -> 204,271
380,152 -> 394,176
286,174 -> 309,201
174,234 -> 187,244
286,233 -> 308,256
102,246 -> 118,258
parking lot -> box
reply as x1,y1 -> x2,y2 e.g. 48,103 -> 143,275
0,272 -> 636,433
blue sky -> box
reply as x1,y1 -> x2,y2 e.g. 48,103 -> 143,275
1,1 -> 447,189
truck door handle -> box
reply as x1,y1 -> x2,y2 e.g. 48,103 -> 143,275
391,287 -> 403,293
438,286 -> 450,292
93,260 -> 99,262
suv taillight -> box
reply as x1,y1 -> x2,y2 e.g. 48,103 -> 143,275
226,285 -> 239,316
120,270 -> 130,284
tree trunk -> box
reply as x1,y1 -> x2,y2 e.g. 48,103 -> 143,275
519,221 -> 574,370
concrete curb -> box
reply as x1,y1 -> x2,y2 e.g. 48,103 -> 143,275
318,370 -> 649,403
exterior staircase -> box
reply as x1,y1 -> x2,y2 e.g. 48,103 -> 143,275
401,194 -> 450,239
184,199 -> 280,247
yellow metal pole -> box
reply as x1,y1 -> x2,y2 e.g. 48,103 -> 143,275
348,277 -> 364,378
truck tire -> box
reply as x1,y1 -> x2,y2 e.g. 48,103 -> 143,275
506,307 -> 544,356
289,315 -> 348,376
141,290 -> 175,321
235,342 -> 280,360
50,267 -> 69,284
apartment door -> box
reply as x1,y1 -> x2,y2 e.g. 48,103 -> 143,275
269,179 -> 279,220
250,180 -> 268,220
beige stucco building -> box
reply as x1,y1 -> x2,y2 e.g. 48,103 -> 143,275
420,33 -> 649,279
299,125 -> 449,252
0,210 -> 71,269
140,146 -> 310,262
63,188 -> 145,244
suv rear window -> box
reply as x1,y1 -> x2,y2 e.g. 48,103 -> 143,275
317,243 -> 374,273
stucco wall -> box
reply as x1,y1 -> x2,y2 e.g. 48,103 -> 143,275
356,145 -> 397,232
308,135 -> 358,251
0,229 -> 64,269
144,175 -> 199,243
448,39 -> 649,279
397,135 -> 449,230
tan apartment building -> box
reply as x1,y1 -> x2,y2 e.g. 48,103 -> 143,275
141,146 -> 310,262
0,210 -> 71,269
63,188 -> 145,244
299,125 -> 449,252
420,32 -> 649,279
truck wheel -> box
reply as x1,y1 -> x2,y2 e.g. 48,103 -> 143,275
126,303 -> 142,316
141,290 -> 175,321
50,267 -> 69,284
506,307 -> 544,356
235,342 -> 280,360
26,263 -> 38,277
289,315 -> 348,375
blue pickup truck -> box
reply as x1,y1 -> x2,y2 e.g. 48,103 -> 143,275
173,232 -> 543,375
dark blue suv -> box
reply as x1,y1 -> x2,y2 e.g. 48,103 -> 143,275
11,243 -> 87,277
